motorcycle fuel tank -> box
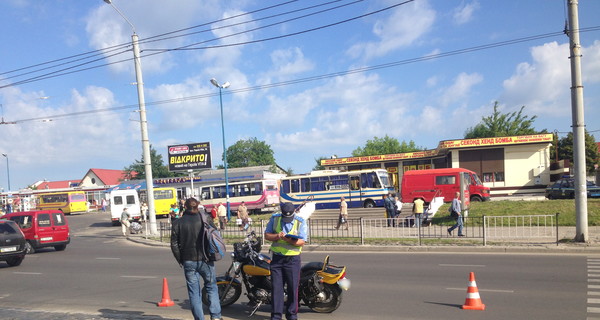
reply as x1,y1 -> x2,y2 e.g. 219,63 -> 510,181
243,260 -> 271,276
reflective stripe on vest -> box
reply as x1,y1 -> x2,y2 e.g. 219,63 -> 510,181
271,216 -> 302,256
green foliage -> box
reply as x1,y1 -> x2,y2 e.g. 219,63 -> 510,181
464,102 -> 540,139
352,135 -> 421,156
225,137 -> 276,168
313,156 -> 328,170
124,145 -> 182,180
556,130 -> 599,174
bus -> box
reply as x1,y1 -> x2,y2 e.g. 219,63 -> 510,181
199,179 -> 280,214
139,187 -> 178,218
36,191 -> 88,215
279,169 -> 394,209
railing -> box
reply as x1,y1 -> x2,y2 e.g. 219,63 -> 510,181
154,214 -> 559,246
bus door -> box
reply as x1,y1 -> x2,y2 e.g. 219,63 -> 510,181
348,173 -> 361,208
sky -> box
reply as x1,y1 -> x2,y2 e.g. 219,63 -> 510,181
1,0 -> 599,191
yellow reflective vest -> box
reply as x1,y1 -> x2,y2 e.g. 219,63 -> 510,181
271,216 -> 303,256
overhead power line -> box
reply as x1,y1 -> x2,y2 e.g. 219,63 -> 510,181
9,26 -> 600,124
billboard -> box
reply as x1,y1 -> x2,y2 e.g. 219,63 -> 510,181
168,142 -> 212,171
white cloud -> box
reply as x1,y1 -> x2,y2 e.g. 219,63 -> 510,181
257,47 -> 315,85
452,1 -> 479,25
501,41 -> 571,116
346,1 -> 436,60
439,72 -> 483,107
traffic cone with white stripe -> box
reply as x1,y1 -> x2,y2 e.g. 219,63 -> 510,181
462,272 -> 485,310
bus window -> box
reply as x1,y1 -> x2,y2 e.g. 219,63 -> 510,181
330,175 -> 349,190
350,176 -> 360,190
201,188 -> 211,200
251,183 -> 262,195
291,179 -> 300,193
301,178 -> 310,192
311,176 -> 327,192
282,180 -> 291,193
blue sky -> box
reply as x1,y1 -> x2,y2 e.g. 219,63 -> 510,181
1,0 -> 599,191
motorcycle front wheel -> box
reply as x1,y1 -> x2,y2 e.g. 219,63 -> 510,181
202,279 -> 242,307
306,283 -> 343,313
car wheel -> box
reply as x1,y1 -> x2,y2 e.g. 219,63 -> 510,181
25,242 -> 35,254
54,244 -> 67,251
470,195 -> 482,202
363,200 -> 375,208
6,256 -> 24,267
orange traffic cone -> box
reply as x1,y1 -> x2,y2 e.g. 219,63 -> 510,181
157,277 -> 175,307
462,272 -> 485,310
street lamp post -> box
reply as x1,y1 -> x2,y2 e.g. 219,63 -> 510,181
1,154 -> 9,191
104,0 -> 157,234
210,78 -> 231,219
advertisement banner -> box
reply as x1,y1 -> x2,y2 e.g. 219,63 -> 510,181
168,142 -> 212,171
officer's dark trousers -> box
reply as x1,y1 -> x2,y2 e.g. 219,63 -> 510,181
270,254 -> 301,320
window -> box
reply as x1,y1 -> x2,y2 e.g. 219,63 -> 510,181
483,172 -> 505,182
311,176 -> 328,192
52,213 -> 66,226
301,178 -> 310,192
70,193 -> 85,201
126,195 -> 136,205
436,175 -> 455,185
9,215 -> 33,229
291,179 -> 300,193
201,188 -> 211,200
330,175 -> 349,190
154,190 -> 174,200
113,196 -> 123,205
38,213 -> 52,226
282,180 -> 291,193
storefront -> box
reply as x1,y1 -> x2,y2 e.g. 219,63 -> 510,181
321,134 -> 554,197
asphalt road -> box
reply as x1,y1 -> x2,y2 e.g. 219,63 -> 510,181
0,212 -> 595,320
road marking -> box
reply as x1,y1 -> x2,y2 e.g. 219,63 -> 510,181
96,257 -> 121,260
446,287 -> 513,293
439,264 -> 486,267
589,299 -> 600,304
13,272 -> 42,275
590,274 -> 600,277
120,275 -> 157,279
588,307 -> 600,313
589,292 -> 600,296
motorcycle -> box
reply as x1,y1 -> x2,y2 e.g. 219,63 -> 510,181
203,231 -> 351,316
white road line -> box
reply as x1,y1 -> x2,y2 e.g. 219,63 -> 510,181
588,307 -> 600,313
590,279 -> 600,283
96,257 -> 121,260
589,292 -> 600,296
446,287 -> 513,293
439,264 -> 486,267
590,285 -> 600,290
589,274 -> 600,277
589,299 -> 600,304
120,275 -> 157,279
13,272 -> 42,275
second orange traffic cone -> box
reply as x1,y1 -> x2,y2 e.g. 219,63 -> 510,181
157,277 -> 175,307
462,272 -> 485,310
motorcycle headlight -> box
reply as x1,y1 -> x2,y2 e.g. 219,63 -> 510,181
337,278 -> 351,291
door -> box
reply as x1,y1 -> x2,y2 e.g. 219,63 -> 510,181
50,212 -> 69,243
35,213 -> 55,244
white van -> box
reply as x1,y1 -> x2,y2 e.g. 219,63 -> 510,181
109,190 -> 142,226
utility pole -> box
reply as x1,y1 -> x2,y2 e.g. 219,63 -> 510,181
566,0 -> 588,242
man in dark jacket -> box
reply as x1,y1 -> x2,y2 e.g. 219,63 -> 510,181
170,198 -> 222,320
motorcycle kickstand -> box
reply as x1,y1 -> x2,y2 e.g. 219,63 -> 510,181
248,301 -> 263,317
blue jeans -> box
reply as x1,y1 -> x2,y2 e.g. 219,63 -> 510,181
449,215 -> 464,235
183,260 -> 221,320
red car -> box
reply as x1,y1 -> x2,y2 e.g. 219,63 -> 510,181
3,210 -> 70,254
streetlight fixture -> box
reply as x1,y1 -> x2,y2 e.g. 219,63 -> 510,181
210,78 -> 231,219
104,0 -> 157,235
1,154 -> 9,191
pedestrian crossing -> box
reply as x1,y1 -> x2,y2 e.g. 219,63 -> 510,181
588,257 -> 600,319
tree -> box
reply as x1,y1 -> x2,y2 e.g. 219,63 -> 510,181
352,135 -> 421,156
464,102 -> 540,139
224,138 -> 276,168
124,145 -> 181,180
556,130 -> 599,174
313,156 -> 329,171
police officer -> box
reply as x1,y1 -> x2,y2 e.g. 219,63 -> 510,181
264,202 -> 308,320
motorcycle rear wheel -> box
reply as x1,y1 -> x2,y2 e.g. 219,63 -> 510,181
202,280 -> 242,307
306,283 -> 342,313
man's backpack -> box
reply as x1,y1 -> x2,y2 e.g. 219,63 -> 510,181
199,210 -> 226,262
448,205 -> 459,219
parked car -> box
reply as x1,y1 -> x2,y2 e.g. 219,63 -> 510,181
2,210 -> 70,253
400,168 -> 491,204
0,219 -> 27,267
545,178 -> 600,199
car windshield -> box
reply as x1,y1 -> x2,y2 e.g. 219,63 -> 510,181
0,223 -> 17,234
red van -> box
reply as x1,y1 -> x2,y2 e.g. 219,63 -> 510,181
400,168 -> 490,204
3,210 -> 71,254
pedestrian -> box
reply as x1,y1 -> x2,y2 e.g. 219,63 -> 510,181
179,198 -> 185,213
384,193 -> 397,227
170,198 -> 222,320
335,196 -> 349,230
412,197 -> 425,228
264,202 -> 308,320
210,205 -> 218,225
217,202 -> 227,231
237,201 -> 250,231
120,208 -> 131,237
141,202 -> 148,221
101,198 -> 107,212
394,195 -> 402,226
170,204 -> 180,222
447,192 -> 465,236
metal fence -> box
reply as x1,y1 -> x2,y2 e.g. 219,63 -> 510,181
155,213 -> 559,246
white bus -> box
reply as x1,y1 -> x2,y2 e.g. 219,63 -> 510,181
108,190 -> 142,226
279,169 -> 394,209
199,179 -> 280,214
